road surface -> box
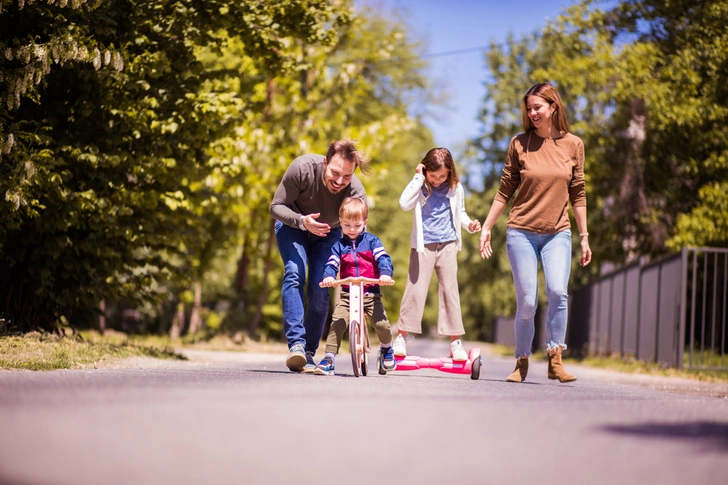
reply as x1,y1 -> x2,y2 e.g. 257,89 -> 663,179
1,339 -> 727,485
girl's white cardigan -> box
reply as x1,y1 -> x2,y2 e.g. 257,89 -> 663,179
399,173 -> 477,253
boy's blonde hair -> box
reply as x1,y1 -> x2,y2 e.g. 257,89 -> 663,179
339,197 -> 368,221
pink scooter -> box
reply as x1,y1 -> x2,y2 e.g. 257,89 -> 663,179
378,346 -> 482,380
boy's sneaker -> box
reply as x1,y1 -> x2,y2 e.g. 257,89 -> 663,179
286,343 -> 306,372
302,351 -> 316,374
314,355 -> 335,376
381,345 -> 397,370
392,334 -> 407,357
450,339 -> 468,361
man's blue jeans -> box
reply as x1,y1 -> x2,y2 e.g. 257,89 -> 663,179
505,227 -> 572,358
275,221 -> 341,354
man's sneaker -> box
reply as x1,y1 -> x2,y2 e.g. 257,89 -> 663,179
314,355 -> 335,376
302,352 -> 316,374
381,345 -> 397,370
392,334 -> 407,357
450,338 -> 468,361
286,343 -> 306,372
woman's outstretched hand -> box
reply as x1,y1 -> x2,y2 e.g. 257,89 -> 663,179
580,237 -> 592,267
479,227 -> 493,259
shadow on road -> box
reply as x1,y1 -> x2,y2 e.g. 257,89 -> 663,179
601,421 -> 728,450
384,373 -> 520,384
249,370 -> 298,375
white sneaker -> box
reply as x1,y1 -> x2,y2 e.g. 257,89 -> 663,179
392,334 -> 407,356
450,339 -> 467,361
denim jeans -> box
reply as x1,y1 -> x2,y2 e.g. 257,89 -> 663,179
505,227 -> 572,358
275,220 -> 341,354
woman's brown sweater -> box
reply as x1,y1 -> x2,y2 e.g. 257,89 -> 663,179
495,131 -> 586,234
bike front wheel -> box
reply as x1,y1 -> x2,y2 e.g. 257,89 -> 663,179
349,320 -> 360,377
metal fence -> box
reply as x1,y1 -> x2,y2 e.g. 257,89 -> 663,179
566,247 -> 728,370
683,248 -> 728,369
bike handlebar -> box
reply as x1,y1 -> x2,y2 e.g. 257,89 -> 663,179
319,276 -> 395,288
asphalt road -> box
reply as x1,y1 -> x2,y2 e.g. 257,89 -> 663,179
1,339 -> 727,485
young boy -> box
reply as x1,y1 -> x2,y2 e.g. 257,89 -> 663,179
317,197 -> 397,375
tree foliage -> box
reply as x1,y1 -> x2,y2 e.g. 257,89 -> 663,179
207,5 -> 436,338
0,0 -> 438,337
0,0 -> 347,331
473,0 -> 728,265
466,0 -> 728,338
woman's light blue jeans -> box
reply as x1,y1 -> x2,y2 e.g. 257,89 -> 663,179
275,221 -> 341,354
505,227 -> 572,358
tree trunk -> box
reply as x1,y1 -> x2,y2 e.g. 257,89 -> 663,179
250,219 -> 276,333
187,281 -> 203,335
169,302 -> 185,340
234,229 -> 252,294
98,300 -> 106,335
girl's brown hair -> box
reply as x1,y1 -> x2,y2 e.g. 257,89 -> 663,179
339,197 -> 368,221
421,147 -> 459,196
521,82 -> 570,134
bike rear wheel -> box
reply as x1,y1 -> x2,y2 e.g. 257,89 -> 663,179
361,325 -> 370,376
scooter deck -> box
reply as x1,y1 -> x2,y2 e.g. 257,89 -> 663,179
394,348 -> 481,374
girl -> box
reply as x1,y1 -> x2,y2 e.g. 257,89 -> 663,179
393,148 -> 481,360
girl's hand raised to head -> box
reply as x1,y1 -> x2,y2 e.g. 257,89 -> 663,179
479,227 -> 493,259
415,163 -> 425,175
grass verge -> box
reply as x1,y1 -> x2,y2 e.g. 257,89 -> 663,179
0,331 -> 186,371
84,330 -> 289,354
574,354 -> 728,383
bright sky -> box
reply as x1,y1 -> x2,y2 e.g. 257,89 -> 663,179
362,0 -> 584,151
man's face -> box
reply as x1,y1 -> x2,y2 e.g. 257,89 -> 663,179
323,155 -> 356,194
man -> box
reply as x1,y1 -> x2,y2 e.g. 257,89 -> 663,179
270,140 -> 369,372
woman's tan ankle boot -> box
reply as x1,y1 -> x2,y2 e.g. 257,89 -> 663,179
547,347 -> 576,382
506,357 -> 529,383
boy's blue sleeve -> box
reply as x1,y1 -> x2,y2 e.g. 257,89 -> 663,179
322,241 -> 343,280
371,235 -> 393,276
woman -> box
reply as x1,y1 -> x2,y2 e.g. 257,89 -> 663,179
479,82 -> 592,383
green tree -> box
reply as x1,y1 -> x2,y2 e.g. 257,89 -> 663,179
0,0 -> 345,332
202,4 -> 436,339
468,0 -> 728,340
473,0 -> 728,265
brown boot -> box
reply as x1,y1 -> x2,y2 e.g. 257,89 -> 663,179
548,347 -> 576,382
506,357 -> 529,383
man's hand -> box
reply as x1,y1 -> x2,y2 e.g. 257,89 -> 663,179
320,277 -> 335,287
302,213 -> 330,237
